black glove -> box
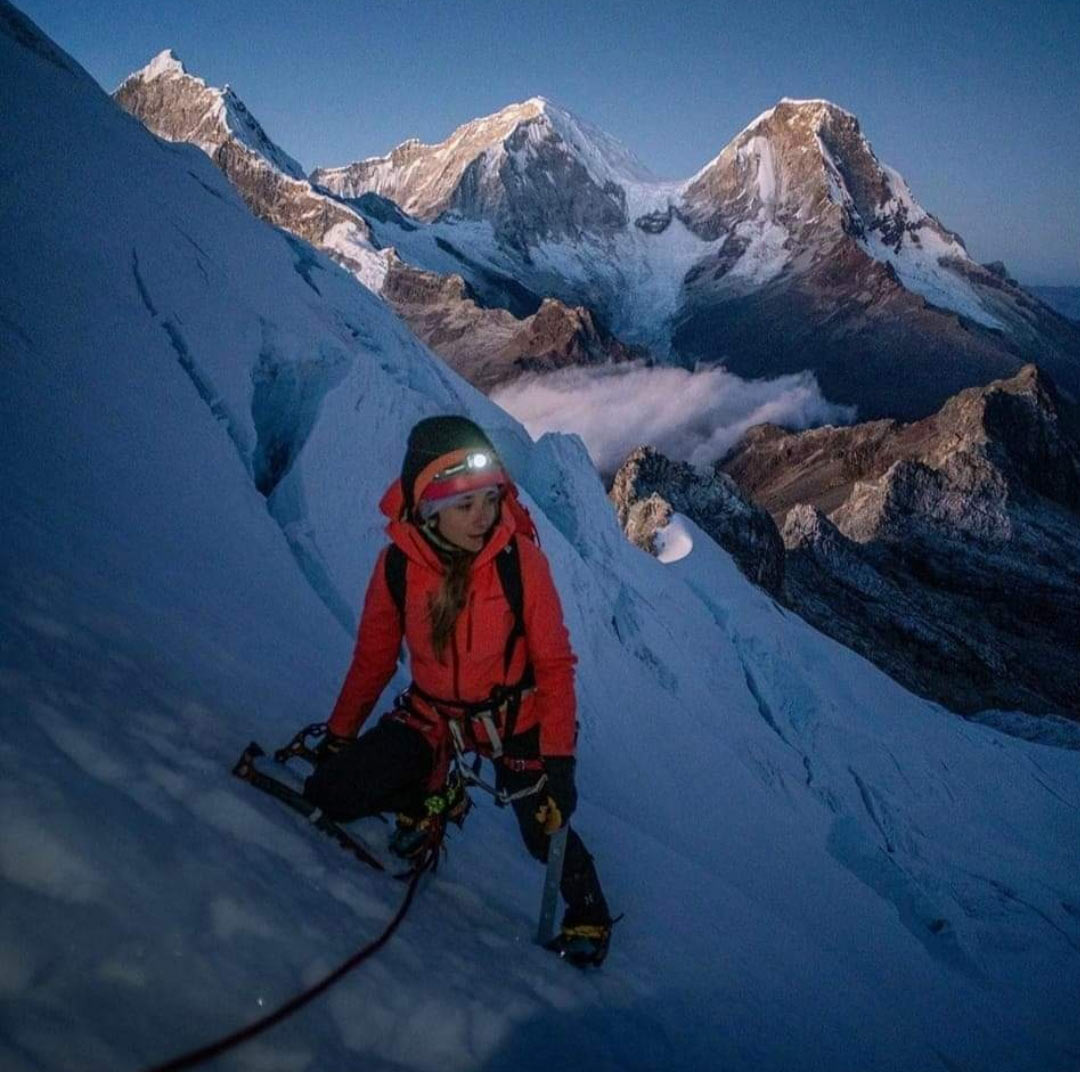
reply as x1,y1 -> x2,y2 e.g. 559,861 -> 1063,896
315,732 -> 353,764
535,756 -> 577,834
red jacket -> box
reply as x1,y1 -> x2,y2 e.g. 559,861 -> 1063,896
327,479 -> 577,758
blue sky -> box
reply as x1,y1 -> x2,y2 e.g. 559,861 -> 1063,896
20,0 -> 1080,284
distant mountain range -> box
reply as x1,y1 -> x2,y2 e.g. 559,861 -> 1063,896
115,54 -> 1080,421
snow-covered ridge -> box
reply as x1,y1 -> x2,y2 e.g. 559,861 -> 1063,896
535,96 -> 658,187
313,96 -> 656,225
113,52 -> 390,294
319,96 -> 655,190
688,98 -> 857,185
117,48 -> 305,179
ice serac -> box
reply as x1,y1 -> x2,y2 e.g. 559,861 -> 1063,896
114,51 -> 388,290
721,364 -> 1080,719
313,97 -> 650,250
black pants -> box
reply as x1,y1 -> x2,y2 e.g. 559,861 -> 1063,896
305,719 -> 610,927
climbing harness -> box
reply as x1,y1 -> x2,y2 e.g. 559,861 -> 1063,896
393,684 -> 547,807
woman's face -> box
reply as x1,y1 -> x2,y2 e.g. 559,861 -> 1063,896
435,488 -> 501,552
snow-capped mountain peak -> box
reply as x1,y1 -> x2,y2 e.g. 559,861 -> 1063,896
679,96 -> 992,324
115,49 -> 305,179
113,51 -> 388,291
138,47 -> 185,81
528,96 -> 658,186
312,96 -> 653,239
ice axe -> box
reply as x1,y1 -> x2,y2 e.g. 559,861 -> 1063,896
536,826 -> 568,946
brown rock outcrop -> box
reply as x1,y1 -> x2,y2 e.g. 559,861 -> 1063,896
382,257 -> 641,391
721,365 -> 1080,718
610,446 -> 785,597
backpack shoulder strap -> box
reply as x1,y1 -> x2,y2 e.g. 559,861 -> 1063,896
495,536 -> 531,682
384,544 -> 407,624
496,537 -> 523,639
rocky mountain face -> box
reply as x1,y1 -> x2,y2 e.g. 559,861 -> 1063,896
670,100 -> 1080,419
113,61 -> 636,390
381,254 -> 642,390
306,95 -> 1080,419
609,445 -> 785,597
312,97 -> 652,251
114,52 -> 387,290
717,365 -> 1080,719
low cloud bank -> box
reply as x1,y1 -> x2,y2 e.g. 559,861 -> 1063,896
493,362 -> 856,476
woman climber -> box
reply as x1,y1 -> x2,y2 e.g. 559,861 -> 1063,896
304,415 -> 613,966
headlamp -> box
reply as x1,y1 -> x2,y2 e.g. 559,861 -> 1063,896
413,447 -> 507,513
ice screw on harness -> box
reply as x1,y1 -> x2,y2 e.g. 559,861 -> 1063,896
389,768 -> 471,862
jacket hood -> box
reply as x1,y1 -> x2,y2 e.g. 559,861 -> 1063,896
378,477 -> 522,573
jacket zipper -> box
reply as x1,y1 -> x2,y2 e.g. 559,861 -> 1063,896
451,629 -> 461,699
466,589 -> 475,653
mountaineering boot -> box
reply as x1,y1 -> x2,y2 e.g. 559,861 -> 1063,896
548,889 -> 616,967
547,919 -> 613,967
388,811 -> 440,861
542,833 -> 614,966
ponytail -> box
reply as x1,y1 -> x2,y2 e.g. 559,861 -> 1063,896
428,547 -> 473,661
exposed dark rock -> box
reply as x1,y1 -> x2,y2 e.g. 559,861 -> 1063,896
429,236 -> 544,319
721,365 -> 1080,719
609,446 -> 784,597
670,231 -> 1059,421
983,261 -> 1018,286
634,206 -> 673,234
382,256 -> 642,391
347,191 -> 418,231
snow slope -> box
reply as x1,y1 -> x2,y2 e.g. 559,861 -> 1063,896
2,6 -> 1079,1071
